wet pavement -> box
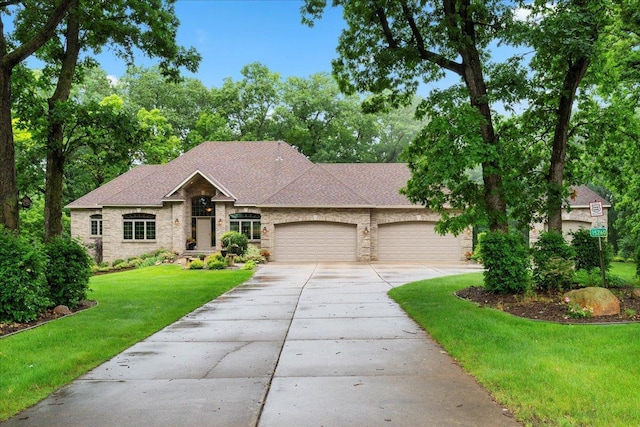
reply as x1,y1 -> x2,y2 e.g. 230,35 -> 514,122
2,262 -> 520,427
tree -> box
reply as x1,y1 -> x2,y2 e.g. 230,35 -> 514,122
303,0 -> 624,237
13,0 -> 200,240
303,0 -> 512,232
0,0 -> 75,231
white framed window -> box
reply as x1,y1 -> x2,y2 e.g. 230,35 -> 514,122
90,214 -> 103,236
123,213 -> 156,241
229,213 -> 261,241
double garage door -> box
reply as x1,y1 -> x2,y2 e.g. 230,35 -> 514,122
274,221 -> 461,262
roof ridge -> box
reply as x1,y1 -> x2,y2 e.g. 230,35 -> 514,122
318,164 -> 376,205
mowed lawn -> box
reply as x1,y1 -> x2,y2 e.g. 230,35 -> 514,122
0,265 -> 252,421
389,264 -> 640,427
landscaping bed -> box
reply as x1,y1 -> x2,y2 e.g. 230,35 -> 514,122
0,300 -> 97,337
457,286 -> 640,323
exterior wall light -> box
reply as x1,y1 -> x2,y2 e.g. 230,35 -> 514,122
363,226 -> 369,235
217,218 -> 223,226
174,218 -> 180,226
262,226 -> 268,234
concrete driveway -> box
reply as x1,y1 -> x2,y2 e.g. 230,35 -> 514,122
2,262 -> 520,427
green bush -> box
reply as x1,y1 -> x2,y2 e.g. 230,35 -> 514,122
0,228 -> 50,322
207,259 -> 227,270
471,232 -> 486,263
241,260 -> 257,270
221,231 -> 248,255
570,228 -> 613,272
531,231 -> 575,291
237,244 -> 266,264
480,231 -> 531,294
189,259 -> 204,269
112,258 -> 125,267
44,237 -> 92,308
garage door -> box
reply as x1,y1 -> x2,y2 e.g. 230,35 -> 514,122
378,222 -> 461,261
274,222 -> 357,262
562,221 -> 592,242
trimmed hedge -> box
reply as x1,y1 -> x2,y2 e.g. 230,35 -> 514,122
44,237 -> 92,308
480,231 -> 530,294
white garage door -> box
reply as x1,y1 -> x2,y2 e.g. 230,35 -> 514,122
274,222 -> 357,262
378,222 -> 461,261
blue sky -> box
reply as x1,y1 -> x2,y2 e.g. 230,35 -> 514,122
99,0 -> 346,88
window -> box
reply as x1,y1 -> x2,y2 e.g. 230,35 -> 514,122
191,196 -> 215,217
123,213 -> 156,240
229,213 -> 261,241
90,214 -> 103,236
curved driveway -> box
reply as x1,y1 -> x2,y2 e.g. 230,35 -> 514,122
3,262 -> 520,427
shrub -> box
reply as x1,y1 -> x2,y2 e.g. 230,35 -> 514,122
571,228 -> 613,272
241,260 -> 257,270
221,231 -> 248,255
0,228 -> 50,322
44,237 -> 92,308
531,231 -> 575,291
238,244 -> 266,264
207,259 -> 227,270
112,258 -> 125,267
480,231 -> 530,294
471,232 -> 486,263
189,259 -> 204,269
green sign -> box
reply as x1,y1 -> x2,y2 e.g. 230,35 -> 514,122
590,227 -> 607,238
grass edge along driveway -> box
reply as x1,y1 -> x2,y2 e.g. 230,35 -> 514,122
0,264 -> 252,421
389,272 -> 640,427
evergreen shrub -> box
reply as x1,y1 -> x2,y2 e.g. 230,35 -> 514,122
44,237 -> 92,307
532,231 -> 575,291
0,228 -> 50,322
571,228 -> 613,271
221,231 -> 248,255
480,231 -> 530,294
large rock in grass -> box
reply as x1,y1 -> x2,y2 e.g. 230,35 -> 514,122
563,287 -> 620,317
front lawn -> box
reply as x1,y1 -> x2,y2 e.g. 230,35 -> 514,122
0,265 -> 252,421
389,271 -> 640,427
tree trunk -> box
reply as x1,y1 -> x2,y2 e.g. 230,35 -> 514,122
547,58 -> 590,233
455,0 -> 507,233
44,1 -> 80,241
0,65 -> 18,230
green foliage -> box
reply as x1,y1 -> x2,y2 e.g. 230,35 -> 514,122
188,259 -> 204,270
571,228 -> 613,272
531,231 -> 576,291
236,244 -> 266,264
112,259 -> 125,267
44,238 -> 92,308
0,228 -> 50,322
480,232 -> 531,294
221,231 -> 248,255
471,232 -> 486,263
206,259 -> 227,270
241,260 -> 257,270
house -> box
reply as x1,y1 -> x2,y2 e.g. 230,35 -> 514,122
66,141 -> 607,263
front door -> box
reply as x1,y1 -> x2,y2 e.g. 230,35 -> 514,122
196,218 -> 213,251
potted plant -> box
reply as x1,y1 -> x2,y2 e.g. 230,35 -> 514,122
186,237 -> 196,250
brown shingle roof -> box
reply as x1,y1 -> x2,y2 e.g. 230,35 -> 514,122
66,141 -> 607,211
568,185 -> 610,207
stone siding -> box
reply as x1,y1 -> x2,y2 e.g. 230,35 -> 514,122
529,207 -> 609,245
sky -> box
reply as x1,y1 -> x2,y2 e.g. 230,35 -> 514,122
98,0 -> 347,88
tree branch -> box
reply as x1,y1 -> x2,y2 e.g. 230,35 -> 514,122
2,0 -> 74,68
399,0 -> 464,76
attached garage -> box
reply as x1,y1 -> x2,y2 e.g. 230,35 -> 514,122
377,222 -> 461,261
274,222 -> 357,262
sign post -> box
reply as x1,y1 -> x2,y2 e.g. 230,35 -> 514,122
589,201 -> 606,287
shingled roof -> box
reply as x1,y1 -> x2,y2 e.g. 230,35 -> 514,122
66,141 -> 608,210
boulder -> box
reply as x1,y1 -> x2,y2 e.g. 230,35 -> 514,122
53,305 -> 71,316
632,289 -> 640,300
563,287 -> 620,317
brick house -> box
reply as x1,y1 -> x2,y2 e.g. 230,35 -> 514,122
66,141 -> 606,263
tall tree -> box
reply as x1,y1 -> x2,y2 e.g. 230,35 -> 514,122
0,0 -> 75,230
303,0 -> 512,232
14,0 -> 200,240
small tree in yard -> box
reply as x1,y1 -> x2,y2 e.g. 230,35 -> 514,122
480,232 -> 530,295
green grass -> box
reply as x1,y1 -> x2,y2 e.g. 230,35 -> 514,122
389,271 -> 640,427
610,262 -> 638,284
0,265 -> 252,421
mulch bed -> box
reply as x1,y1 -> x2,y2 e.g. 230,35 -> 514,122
0,300 -> 97,338
456,287 -> 640,324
